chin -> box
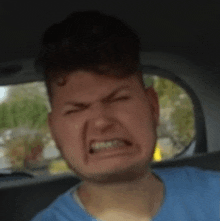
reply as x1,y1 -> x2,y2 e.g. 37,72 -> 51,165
71,161 -> 149,184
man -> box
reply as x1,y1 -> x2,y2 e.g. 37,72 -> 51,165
32,11 -> 219,221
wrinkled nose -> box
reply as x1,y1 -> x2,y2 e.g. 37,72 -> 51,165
93,116 -> 114,133
88,103 -> 114,134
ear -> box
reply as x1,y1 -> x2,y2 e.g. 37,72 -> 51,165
145,87 -> 160,126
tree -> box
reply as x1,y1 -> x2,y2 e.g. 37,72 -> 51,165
0,97 -> 48,130
145,76 -> 195,157
6,82 -> 47,103
1,82 -> 51,170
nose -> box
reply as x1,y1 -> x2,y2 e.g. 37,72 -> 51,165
88,103 -> 114,133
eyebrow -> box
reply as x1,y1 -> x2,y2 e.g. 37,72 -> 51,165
64,85 -> 130,107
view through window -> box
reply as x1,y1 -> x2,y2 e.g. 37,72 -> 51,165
0,76 -> 195,175
144,74 -> 196,161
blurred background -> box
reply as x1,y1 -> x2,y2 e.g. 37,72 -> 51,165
0,75 -> 195,175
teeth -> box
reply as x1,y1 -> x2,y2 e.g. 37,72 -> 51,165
91,139 -> 126,151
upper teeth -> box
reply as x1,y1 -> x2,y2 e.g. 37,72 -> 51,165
91,139 -> 125,150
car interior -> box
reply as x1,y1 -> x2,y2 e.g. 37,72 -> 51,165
1,1 -> 220,220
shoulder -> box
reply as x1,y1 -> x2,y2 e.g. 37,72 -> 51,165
153,166 -> 219,208
152,166 -> 220,219
154,165 -> 220,179
30,191 -> 72,221
30,184 -> 88,221
153,166 -> 220,188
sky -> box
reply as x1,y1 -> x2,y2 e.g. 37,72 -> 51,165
0,87 -> 7,103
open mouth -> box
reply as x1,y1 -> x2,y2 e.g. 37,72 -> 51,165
89,139 -> 132,154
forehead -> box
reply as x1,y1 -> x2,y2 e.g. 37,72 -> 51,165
51,70 -> 140,102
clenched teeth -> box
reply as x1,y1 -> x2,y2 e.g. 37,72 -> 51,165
90,139 -> 127,152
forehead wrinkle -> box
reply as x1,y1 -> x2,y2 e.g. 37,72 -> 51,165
64,85 -> 131,107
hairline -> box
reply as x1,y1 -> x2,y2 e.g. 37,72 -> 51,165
45,69 -> 145,106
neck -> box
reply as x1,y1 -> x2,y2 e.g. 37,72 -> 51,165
77,170 -> 164,220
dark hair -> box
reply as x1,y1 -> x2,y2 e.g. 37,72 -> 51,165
35,10 -> 142,101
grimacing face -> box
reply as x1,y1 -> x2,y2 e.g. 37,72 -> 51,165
48,70 -> 159,183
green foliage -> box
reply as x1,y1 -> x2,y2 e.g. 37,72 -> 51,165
170,105 -> 195,146
152,76 -> 195,150
0,84 -> 48,131
0,82 -> 50,170
6,82 -> 48,104
154,77 -> 184,107
0,97 -> 48,130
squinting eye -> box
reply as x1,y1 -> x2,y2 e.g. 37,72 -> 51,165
65,110 -> 75,115
113,96 -> 130,102
64,108 -> 84,115
64,110 -> 77,115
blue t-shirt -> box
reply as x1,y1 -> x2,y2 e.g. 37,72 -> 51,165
30,166 -> 220,220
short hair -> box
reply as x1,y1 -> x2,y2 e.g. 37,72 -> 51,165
35,10 -> 142,102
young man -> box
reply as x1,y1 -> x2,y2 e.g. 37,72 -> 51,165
32,11 -> 219,221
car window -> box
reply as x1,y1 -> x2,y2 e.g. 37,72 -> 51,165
144,74 -> 196,161
0,76 -> 195,175
0,82 -> 72,175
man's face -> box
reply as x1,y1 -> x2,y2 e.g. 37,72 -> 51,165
48,70 -> 159,183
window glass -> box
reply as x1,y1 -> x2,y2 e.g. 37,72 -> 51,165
0,82 -> 72,175
144,75 -> 196,161
0,77 -> 195,175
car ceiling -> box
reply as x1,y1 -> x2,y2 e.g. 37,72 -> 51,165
1,0 -> 220,66
0,0 -> 220,153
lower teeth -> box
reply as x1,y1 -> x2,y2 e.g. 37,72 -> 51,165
91,143 -> 124,153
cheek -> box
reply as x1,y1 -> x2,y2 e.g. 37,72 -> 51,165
118,99 -> 155,129
118,101 -> 156,148
51,118 -> 83,154
53,114 -> 82,134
